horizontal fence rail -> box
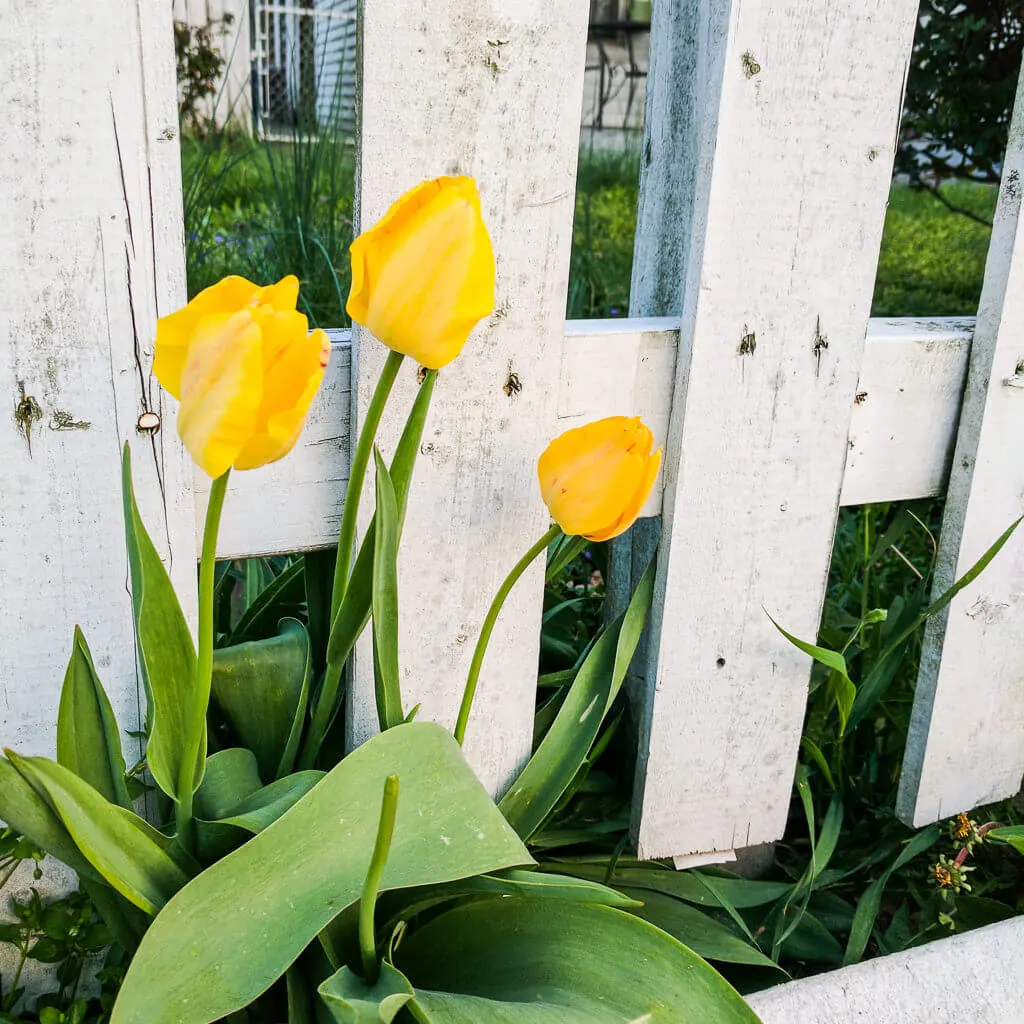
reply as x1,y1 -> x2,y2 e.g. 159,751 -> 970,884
198,316 -> 975,559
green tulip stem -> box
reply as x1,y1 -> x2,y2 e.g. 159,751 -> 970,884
359,774 -> 399,984
331,349 -> 405,622
175,468 -> 230,848
454,523 -> 564,747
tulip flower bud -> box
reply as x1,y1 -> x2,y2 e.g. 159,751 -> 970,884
538,417 -> 662,541
154,275 -> 330,478
346,176 -> 496,369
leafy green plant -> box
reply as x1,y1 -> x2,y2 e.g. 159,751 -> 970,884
1,188 -> 758,1023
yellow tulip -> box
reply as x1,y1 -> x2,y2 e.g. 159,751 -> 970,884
346,176 -> 496,369
154,275 -> 330,478
538,417 -> 662,542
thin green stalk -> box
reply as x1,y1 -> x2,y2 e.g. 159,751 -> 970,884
359,775 -> 399,984
331,350 -> 404,620
176,469 -> 230,848
454,523 -> 563,746
299,370 -> 437,770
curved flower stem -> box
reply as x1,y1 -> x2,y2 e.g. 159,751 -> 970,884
175,469 -> 230,848
359,775 -> 399,984
454,523 -> 563,747
331,349 -> 405,621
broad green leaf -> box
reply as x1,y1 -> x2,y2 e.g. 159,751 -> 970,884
193,749 -> 264,820
230,559 -> 306,644
500,562 -> 654,839
843,824 -> 940,965
57,627 -> 130,808
321,868 -> 639,972
110,723 -> 532,1024
8,754 -> 190,915
988,825 -> 1024,856
212,619 -> 311,780
618,887 -> 785,974
195,770 -> 324,861
548,860 -> 793,909
371,449 -> 402,731
396,897 -> 761,1023
318,963 -> 413,1024
122,444 -> 199,803
80,878 -> 147,953
0,757 -> 101,884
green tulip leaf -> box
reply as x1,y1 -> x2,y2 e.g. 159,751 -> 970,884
308,373 -> 436,767
371,449 -> 402,731
212,618 -> 312,781
110,722 -> 532,1024
499,561 -> 655,840
56,627 -> 131,808
193,748 -> 264,820
321,867 -> 638,970
550,860 -> 793,909
396,897 -> 762,1023
318,963 -> 414,1024
230,559 -> 306,644
122,444 -> 200,803
7,754 -> 191,915
0,757 -> 101,884
617,886 -> 785,973
195,770 -> 325,862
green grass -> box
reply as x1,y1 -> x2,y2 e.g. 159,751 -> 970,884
872,182 -> 997,316
183,136 -> 998,324
563,150 -> 998,319
182,131 -> 354,329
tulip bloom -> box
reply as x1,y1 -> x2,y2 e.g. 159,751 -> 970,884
154,275 -> 330,478
538,417 -> 662,542
347,176 -> 495,369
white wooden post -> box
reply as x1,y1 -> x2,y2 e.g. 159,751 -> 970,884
348,4 -> 590,794
896,68 -> 1024,827
629,0 -> 919,861
0,0 -> 194,756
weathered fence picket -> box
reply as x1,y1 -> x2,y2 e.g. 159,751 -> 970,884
0,0 -> 193,757
624,0 -> 920,860
896,71 -> 1024,827
347,4 -> 591,794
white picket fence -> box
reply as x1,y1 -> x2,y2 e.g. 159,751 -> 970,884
3,0 -> 1024,1014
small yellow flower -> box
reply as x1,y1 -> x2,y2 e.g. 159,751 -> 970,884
154,275 -> 330,478
346,176 -> 496,369
538,416 -> 662,541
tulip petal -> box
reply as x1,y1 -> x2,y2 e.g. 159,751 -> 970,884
154,275 -> 300,401
178,312 -> 264,478
154,277 -> 266,399
584,448 -> 662,542
233,329 -> 331,471
347,176 -> 495,369
538,417 -> 660,541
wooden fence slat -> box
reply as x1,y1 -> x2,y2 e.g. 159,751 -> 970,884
0,0 -> 193,759
347,5 -> 590,794
628,0 -> 919,860
896,71 -> 1024,827
204,318 -> 972,559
